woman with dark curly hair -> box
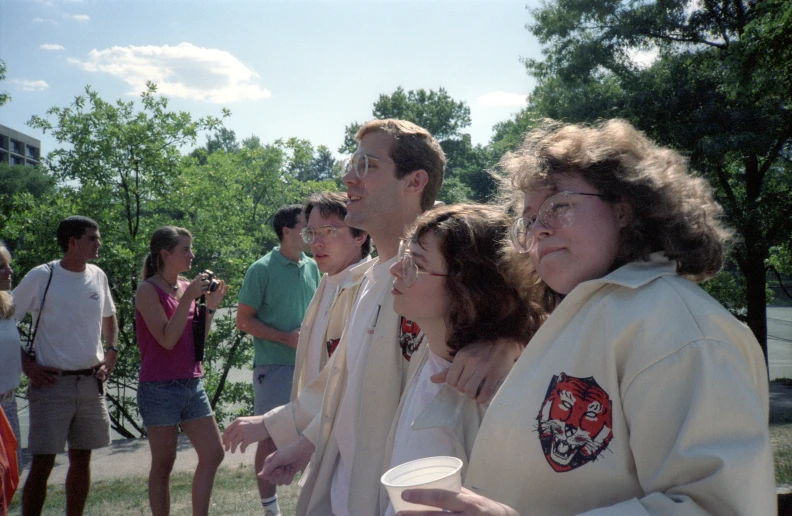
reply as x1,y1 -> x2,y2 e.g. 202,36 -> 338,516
382,203 -> 551,516
398,120 -> 774,515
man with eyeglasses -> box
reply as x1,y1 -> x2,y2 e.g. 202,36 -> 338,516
292,191 -> 371,398
236,204 -> 321,515
225,120 -> 524,516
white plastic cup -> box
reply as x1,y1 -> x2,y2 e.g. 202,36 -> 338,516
380,456 -> 463,512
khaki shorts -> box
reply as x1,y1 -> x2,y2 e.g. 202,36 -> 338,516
27,374 -> 111,455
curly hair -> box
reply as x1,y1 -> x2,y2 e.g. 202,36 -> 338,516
405,203 -> 550,355
497,119 -> 732,282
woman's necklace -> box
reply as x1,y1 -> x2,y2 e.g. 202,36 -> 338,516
158,273 -> 179,291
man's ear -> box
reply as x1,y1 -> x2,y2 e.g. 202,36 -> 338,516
354,231 -> 368,246
404,169 -> 429,196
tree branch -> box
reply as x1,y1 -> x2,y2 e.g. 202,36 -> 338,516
771,266 -> 792,302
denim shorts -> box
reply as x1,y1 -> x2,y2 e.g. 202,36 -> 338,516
137,378 -> 214,428
253,364 -> 294,416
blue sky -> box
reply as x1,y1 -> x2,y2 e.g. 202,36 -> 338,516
1,0 -> 543,157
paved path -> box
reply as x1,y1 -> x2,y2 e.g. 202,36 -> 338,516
19,436 -> 257,485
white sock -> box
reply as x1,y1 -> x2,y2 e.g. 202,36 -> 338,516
262,495 -> 280,515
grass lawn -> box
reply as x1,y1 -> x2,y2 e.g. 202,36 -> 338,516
7,464 -> 301,515
9,420 -> 792,513
772,423 -> 792,486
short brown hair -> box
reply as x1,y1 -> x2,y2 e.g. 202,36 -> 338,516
356,119 -> 446,211
405,203 -> 548,355
303,191 -> 371,258
498,119 -> 732,282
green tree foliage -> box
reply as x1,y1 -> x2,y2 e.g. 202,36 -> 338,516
0,60 -> 9,107
7,84 -> 338,436
341,87 -> 497,203
513,0 -> 792,356
0,163 -> 56,239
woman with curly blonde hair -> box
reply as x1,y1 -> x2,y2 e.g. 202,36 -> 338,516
398,120 -> 774,515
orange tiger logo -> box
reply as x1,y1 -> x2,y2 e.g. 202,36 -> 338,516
399,317 -> 423,361
537,373 -> 613,472
326,338 -> 340,358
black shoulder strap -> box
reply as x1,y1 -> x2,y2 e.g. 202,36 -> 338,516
26,261 -> 56,356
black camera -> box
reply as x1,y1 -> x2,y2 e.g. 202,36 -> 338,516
202,270 -> 220,293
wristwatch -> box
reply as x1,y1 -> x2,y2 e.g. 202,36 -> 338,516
107,346 -> 119,353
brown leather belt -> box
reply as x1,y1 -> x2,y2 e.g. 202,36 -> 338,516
57,367 -> 98,376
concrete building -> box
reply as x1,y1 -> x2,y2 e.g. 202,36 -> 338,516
0,123 -> 41,166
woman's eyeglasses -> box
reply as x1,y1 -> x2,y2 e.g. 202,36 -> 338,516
397,239 -> 448,288
511,191 -> 606,253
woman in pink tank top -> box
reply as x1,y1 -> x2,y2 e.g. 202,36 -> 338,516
135,226 -> 229,516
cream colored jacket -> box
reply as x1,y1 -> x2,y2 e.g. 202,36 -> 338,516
266,258 -> 423,516
464,254 -> 775,515
263,261 -> 366,449
290,257 -> 370,401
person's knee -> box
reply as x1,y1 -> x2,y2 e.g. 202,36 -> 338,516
257,437 -> 276,455
200,441 -> 225,469
28,454 -> 56,476
68,448 -> 92,467
151,450 -> 177,474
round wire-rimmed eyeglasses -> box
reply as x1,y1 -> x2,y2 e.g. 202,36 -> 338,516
343,153 -> 381,179
397,239 -> 448,288
301,225 -> 346,244
510,191 -> 606,253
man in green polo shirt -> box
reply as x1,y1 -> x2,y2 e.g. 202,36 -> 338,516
237,204 -> 320,515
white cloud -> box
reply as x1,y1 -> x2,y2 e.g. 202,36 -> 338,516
64,14 -> 90,22
33,17 -> 57,24
477,91 -> 527,107
40,43 -> 66,51
11,79 -> 50,92
70,42 -> 272,103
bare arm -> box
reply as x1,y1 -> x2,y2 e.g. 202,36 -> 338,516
236,303 -> 299,349
96,314 -> 119,380
135,275 -> 206,351
20,348 -> 58,388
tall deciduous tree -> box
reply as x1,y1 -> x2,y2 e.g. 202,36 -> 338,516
14,84 -> 227,435
515,0 -> 792,357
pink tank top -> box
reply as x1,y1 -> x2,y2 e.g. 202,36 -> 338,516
136,280 -> 203,382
